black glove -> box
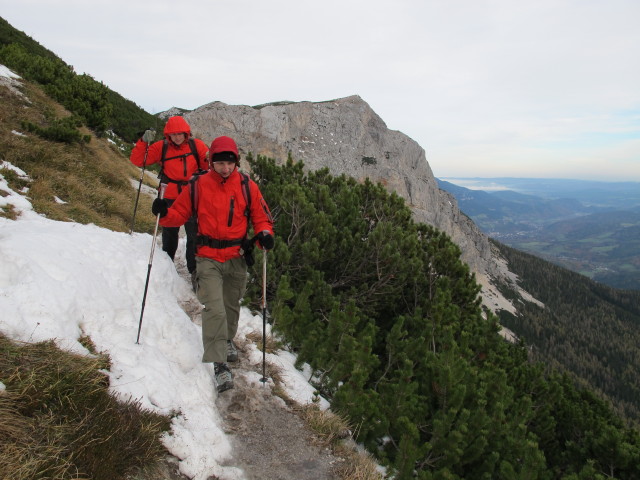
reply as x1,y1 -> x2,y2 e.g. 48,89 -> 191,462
152,198 -> 168,218
256,230 -> 274,250
240,237 -> 255,267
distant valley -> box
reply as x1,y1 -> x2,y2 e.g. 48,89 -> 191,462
438,178 -> 640,290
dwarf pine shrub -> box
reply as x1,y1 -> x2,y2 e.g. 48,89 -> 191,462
245,154 -> 640,479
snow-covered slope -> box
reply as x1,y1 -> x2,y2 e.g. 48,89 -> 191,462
0,159 -> 328,480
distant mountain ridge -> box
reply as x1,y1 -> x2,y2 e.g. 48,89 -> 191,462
438,178 -> 640,289
437,179 -> 596,234
441,177 -> 640,209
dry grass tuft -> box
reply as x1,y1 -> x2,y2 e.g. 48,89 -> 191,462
333,449 -> 384,480
0,333 -> 171,480
297,403 -> 352,446
0,203 -> 19,220
245,330 -> 281,354
297,404 -> 384,480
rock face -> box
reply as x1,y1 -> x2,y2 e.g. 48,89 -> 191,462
178,95 -> 507,298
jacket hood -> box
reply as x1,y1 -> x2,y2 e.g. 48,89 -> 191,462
209,136 -> 239,159
163,116 -> 192,137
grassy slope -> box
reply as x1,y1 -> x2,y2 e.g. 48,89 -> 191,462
0,74 -> 158,233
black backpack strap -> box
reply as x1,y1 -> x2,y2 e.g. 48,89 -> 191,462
158,139 -> 169,180
238,172 -> 257,265
188,137 -> 200,165
189,172 -> 202,219
195,236 -> 244,248
240,172 -> 251,221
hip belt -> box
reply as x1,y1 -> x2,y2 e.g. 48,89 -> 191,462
196,235 -> 244,249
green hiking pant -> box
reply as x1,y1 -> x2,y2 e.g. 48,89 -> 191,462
196,256 -> 248,363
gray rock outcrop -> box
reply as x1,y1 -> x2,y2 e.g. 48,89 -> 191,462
174,95 -> 509,306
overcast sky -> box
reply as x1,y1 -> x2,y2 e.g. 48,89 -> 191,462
2,0 -> 639,181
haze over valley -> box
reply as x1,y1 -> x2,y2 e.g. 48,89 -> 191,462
439,177 -> 640,290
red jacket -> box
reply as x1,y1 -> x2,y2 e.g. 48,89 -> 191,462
129,117 -> 209,200
160,169 -> 274,262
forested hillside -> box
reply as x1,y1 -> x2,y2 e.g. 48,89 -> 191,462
0,16 -> 160,143
521,211 -> 640,290
493,241 -> 640,423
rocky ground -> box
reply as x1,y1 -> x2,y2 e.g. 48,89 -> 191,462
214,338 -> 344,480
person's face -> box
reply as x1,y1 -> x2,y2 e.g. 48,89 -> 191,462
212,160 -> 236,178
169,133 -> 186,145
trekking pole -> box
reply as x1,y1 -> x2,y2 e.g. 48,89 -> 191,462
129,143 -> 150,234
136,183 -> 167,344
260,249 -> 268,383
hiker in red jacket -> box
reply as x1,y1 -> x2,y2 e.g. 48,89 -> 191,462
130,116 -> 209,286
151,136 -> 274,393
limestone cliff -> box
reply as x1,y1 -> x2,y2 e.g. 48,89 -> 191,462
172,95 -> 512,310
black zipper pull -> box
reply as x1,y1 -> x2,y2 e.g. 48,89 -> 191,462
228,196 -> 235,226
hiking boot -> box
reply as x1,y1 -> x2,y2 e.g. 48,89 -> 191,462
214,362 -> 233,393
190,270 -> 198,293
226,340 -> 238,362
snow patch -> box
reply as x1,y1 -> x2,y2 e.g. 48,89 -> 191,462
0,63 -> 26,99
0,64 -> 20,79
